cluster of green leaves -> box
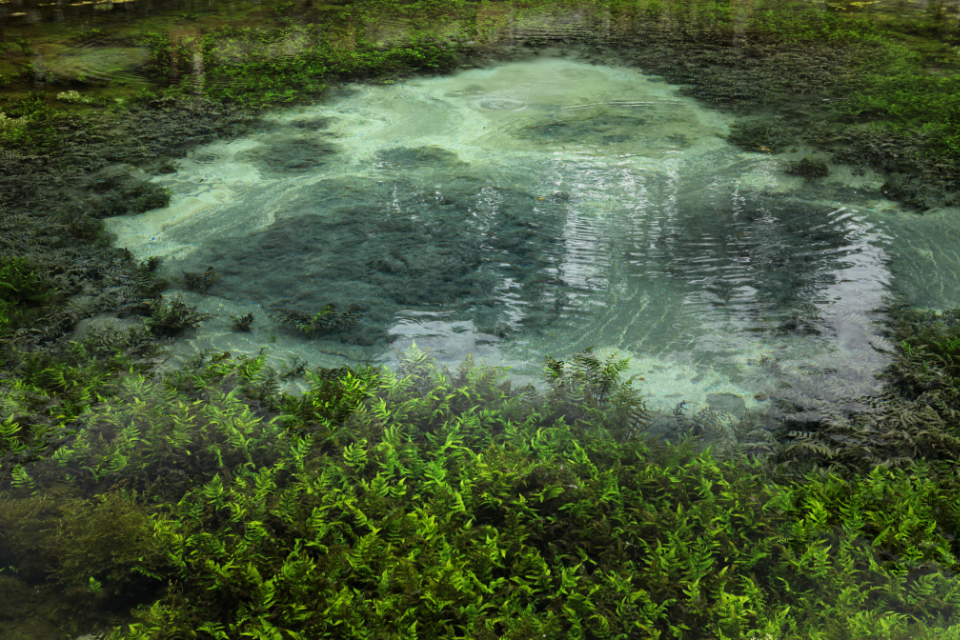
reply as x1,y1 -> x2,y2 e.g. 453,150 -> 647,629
8,353 -> 287,500
135,32 -> 176,83
1,328 -> 159,477
343,36 -> 457,74
2,346 -> 939,640
890,308 -> 960,415
143,295 -> 211,337
200,26 -> 328,108
270,303 -> 363,339
0,488 -> 163,635
0,256 -> 60,337
193,24 -> 459,108
838,41 -> 960,158
0,92 -> 69,151
0,38 -> 32,58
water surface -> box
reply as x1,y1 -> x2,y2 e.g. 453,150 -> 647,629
101,49 -> 959,415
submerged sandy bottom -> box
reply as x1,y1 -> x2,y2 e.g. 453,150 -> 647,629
105,52 -> 960,416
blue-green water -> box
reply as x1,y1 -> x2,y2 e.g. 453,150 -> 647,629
97,50 -> 956,416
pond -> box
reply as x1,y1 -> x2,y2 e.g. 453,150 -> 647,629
106,48 -> 919,418
4,0 -> 960,637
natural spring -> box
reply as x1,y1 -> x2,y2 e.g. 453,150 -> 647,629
104,47 -> 960,420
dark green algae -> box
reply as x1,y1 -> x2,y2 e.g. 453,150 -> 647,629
3,0 -> 960,637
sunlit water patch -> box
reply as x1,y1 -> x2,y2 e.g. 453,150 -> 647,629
106,53 -> 936,414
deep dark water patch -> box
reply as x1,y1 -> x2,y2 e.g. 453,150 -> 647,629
289,116 -> 335,131
241,136 -> 340,175
176,174 -> 574,345
615,190 -> 873,335
680,198 -> 859,308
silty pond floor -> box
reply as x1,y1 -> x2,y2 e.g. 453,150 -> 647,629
104,46 -> 960,417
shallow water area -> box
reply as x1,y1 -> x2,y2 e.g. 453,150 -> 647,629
105,49 -> 947,417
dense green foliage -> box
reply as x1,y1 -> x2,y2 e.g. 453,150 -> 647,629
2,344 -> 960,638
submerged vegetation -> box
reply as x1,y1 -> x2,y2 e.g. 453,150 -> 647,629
4,342 -> 960,638
4,0 -> 960,637
784,157 -> 830,181
271,304 -> 364,339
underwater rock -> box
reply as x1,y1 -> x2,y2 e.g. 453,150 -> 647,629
84,165 -> 170,216
726,119 -> 793,153
881,174 -> 928,211
71,314 -> 141,342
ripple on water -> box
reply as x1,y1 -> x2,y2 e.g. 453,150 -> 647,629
106,54 -> 912,419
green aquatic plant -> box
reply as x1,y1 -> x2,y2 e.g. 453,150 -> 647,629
175,267 -> 222,294
1,341 -> 960,638
270,303 -> 362,339
200,26 -> 328,107
756,303 -> 960,485
56,90 -> 97,105
88,179 -> 171,218
230,312 -> 254,332
785,157 -> 830,180
0,488 -> 165,637
0,256 -> 61,336
541,348 -> 653,442
726,119 -> 795,154
0,328 -> 159,484
5,1 -> 960,637
8,362 -> 287,499
0,92 -> 74,151
143,296 -> 211,337
57,347 -> 954,640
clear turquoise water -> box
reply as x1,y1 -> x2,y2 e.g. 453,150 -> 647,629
100,49 -> 960,415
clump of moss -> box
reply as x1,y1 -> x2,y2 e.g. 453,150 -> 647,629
785,156 -> 829,180
88,179 -> 171,218
726,119 -> 794,153
882,174 -> 928,210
